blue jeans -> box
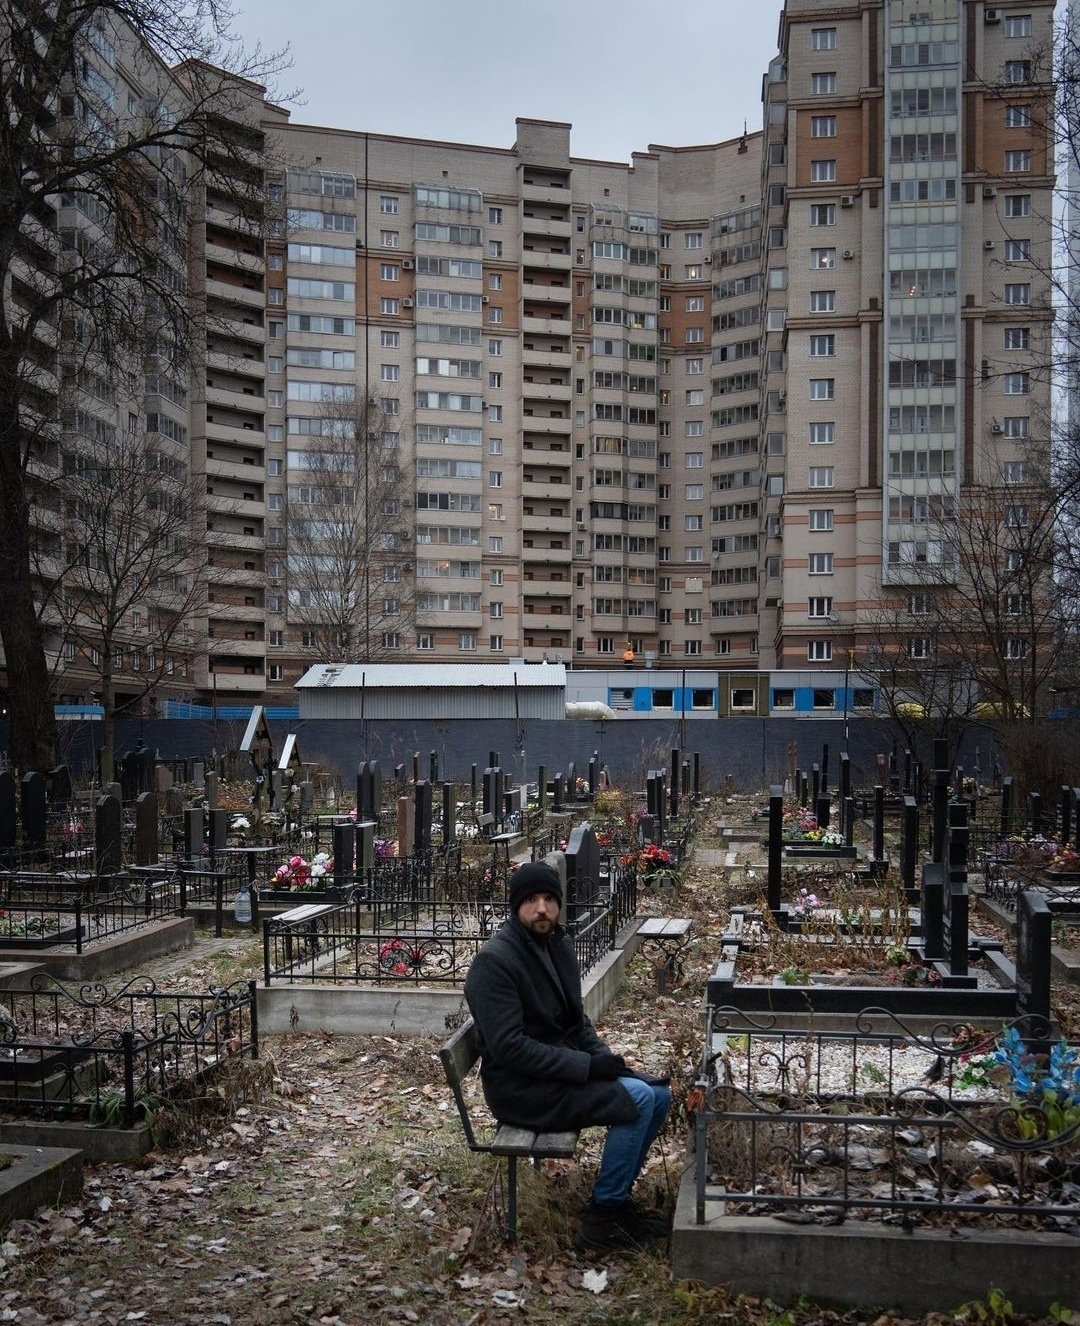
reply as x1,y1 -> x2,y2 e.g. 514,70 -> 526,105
592,1076 -> 672,1205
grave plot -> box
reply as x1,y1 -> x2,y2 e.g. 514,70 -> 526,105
0,974 -> 256,1125
711,783 -> 1039,1022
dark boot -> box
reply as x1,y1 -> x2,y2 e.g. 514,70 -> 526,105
574,1200 -> 666,1252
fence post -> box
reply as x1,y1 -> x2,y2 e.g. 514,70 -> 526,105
247,979 -> 259,1059
121,1030 -> 136,1127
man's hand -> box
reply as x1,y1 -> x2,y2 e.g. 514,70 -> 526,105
587,1051 -> 627,1081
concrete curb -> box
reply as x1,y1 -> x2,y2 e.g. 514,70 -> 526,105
0,1145 -> 83,1227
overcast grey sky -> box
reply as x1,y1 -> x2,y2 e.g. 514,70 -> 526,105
230,0 -> 786,163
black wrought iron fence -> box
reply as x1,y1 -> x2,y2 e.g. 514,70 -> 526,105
0,975 -> 257,1122
694,1005 -> 1080,1229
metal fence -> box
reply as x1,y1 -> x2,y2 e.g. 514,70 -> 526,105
694,1004 -> 1080,1230
0,974 -> 257,1122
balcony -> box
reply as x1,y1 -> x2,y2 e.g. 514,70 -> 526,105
522,477 -> 570,500
520,415 -> 571,434
521,181 -> 571,206
208,347 -> 265,380
521,545 -> 572,565
522,509 -> 571,533
205,418 -> 265,448
521,609 -> 572,632
520,216 -> 571,239
205,241 -> 264,276
205,277 -> 264,310
206,528 -> 263,551
522,314 -> 571,337
198,668 -> 265,693
206,635 -> 266,657
217,314 -> 266,345
520,577 -> 572,599
522,381 -> 572,405
206,493 -> 265,520
521,250 -> 572,271
520,347 -> 570,368
206,383 -> 264,412
521,280 -> 572,305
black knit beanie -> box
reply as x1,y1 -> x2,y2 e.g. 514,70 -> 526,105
508,861 -> 563,913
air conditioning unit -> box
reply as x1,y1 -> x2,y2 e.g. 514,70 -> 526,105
576,522 -> 586,531
401,258 -> 414,269
991,418 -> 1004,434
703,255 -> 712,263
841,248 -> 855,260
840,194 -> 855,208
402,297 -> 413,307
985,7 -> 1001,22
481,295 -> 489,303
984,239 -> 995,250
984,186 -> 998,199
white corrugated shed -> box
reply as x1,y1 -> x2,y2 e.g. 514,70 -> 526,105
296,662 -> 567,720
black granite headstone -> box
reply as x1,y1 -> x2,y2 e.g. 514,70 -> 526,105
1060,786 -> 1072,846
565,822 -> 601,924
1015,890 -> 1053,1032
943,803 -> 969,976
184,807 -> 204,861
872,785 -> 885,863
768,785 -> 784,921
414,779 -> 432,854
21,772 -> 46,851
442,783 -> 455,843
921,861 -> 945,961
0,770 -> 16,858
669,748 -> 680,819
95,794 -> 122,875
48,765 -> 73,807
208,808 -> 229,863
1029,791 -> 1042,837
333,822 -> 355,885
815,793 -> 830,831
999,775 -> 1013,839
357,762 -> 381,821
901,796 -> 919,893
135,791 -> 159,867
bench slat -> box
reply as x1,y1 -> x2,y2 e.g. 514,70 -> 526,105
638,917 -> 692,938
276,903 -> 337,924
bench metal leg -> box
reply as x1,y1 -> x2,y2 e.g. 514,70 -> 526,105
505,1154 -> 518,1241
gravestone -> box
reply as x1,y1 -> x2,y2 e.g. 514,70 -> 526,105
397,796 -> 414,859
1028,791 -> 1042,837
1015,890 -> 1053,1033
799,772 -> 808,809
872,785 -> 885,864
0,770 -> 16,859
943,804 -> 970,977
931,766 -> 949,864
669,748 -> 680,819
921,860 -> 945,961
412,751 -> 421,784
537,764 -> 547,816
208,808 -> 229,863
21,772 -> 46,851
429,751 -> 439,784
564,822 -> 601,926
95,794 -> 122,875
414,779 -> 432,854
298,780 -> 315,819
901,796 -> 919,893
184,807 -> 205,861
163,785 -> 183,816
442,783 -> 455,843
767,785 -> 784,923
1060,786 -> 1072,846
838,754 -> 851,830
154,763 -> 173,794
192,760 -> 204,790
999,775 -> 1014,839
815,793 -> 830,831
843,796 -> 855,847
48,765 -> 73,807
333,822 -> 355,885
357,761 -> 381,821
551,773 -> 564,814
503,785 -> 521,828
205,770 -> 219,810
134,791 -> 159,867
588,756 -> 598,797
811,764 -> 821,813
903,748 -> 913,794
356,820 -> 376,878
482,766 -> 500,825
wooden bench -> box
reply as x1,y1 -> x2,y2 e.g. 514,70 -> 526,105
439,1018 -> 580,1242
268,902 -> 337,966
636,917 -> 693,993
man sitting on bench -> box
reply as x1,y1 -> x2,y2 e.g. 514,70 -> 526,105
463,861 -> 671,1251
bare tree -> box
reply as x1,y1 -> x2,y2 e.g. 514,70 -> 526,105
34,424 -> 209,773
0,1 -> 287,770
285,393 -> 416,662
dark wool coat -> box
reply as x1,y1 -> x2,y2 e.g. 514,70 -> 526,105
463,915 -> 639,1133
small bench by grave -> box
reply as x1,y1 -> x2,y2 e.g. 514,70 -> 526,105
636,918 -> 692,992
439,1018 -> 580,1242
266,902 -> 337,967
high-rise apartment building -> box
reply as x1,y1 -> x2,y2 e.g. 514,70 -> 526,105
2,0 -> 1055,719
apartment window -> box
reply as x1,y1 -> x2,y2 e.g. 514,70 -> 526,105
489,535 -> 503,553
686,389 -> 705,406
1004,61 -> 1032,84
811,27 -> 837,50
808,552 -> 834,574
267,389 -> 283,407
379,195 -> 398,213
1004,327 -> 1030,350
685,420 -> 704,437
417,633 -> 435,651
1004,372 -> 1030,394
811,72 -> 837,95
488,404 -> 502,422
268,629 -> 283,647
267,253 -> 282,270
686,452 -> 704,468
1002,460 -> 1029,484
381,398 -> 399,415
268,424 -> 283,442
810,203 -> 836,227
685,327 -> 704,343
1004,283 -> 1031,305
686,295 -> 705,312
488,307 -> 503,323
488,470 -> 502,487
685,232 -> 703,249
380,263 -> 400,281
810,378 -> 835,400
685,266 -> 704,281
489,273 -> 502,291
809,422 -> 835,445
380,230 -> 399,247
810,289 -> 836,312
810,249 -> 836,271
807,640 -> 833,662
380,330 -> 400,348
686,547 -> 704,563
808,467 -> 835,488
1005,194 -> 1031,218
811,116 -> 837,138
1006,14 -> 1032,37
490,569 -> 503,586
268,665 -> 284,683
458,633 -> 477,651
1005,105 -> 1031,128
907,637 -> 931,660
489,602 -> 503,619
1004,239 -> 1030,261
811,159 -> 837,182
488,240 -> 503,258
809,334 -> 835,356
685,483 -> 704,500
380,297 -> 400,314
808,596 -> 833,618
268,493 -> 282,511
1005,504 -> 1029,527
380,364 -> 399,382
488,338 -> 503,356
686,357 -> 704,374
267,459 -> 283,477
267,287 -> 283,305
487,206 -> 503,225
685,515 -> 704,531
808,508 -> 834,531
489,438 -> 502,454
1005,149 -> 1031,172
1006,637 -> 1029,660
1002,416 -> 1029,437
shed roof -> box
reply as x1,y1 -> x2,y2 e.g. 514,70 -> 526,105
295,662 -> 566,690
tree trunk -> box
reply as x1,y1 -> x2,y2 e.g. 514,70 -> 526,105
0,385 -> 57,772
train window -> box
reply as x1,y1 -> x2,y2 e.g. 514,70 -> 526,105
692,689 -> 715,709
731,688 -> 755,711
652,689 -> 674,709
772,688 -> 795,710
853,689 -> 874,709
813,689 -> 835,709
